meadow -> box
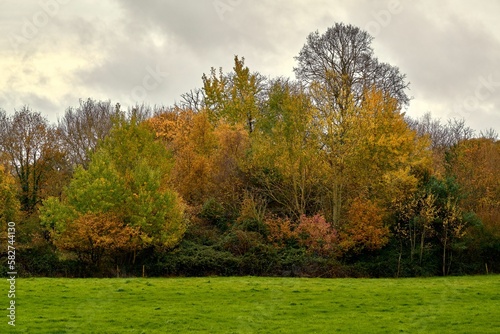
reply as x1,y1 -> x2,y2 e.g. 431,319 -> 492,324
3,275 -> 500,333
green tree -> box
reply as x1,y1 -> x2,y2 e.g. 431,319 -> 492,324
249,79 -> 324,219
203,56 -> 264,132
40,115 -> 185,265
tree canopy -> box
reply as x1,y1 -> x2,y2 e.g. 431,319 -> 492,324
0,22 -> 498,278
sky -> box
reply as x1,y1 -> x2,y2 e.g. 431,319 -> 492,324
1,0 -> 499,132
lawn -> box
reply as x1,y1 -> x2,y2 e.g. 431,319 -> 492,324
2,275 -> 500,333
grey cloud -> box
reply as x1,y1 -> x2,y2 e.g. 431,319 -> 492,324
1,0 -> 498,131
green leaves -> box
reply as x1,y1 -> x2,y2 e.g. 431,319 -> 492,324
40,116 -> 185,256
203,56 -> 263,132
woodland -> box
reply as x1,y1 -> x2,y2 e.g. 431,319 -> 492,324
1,23 -> 499,277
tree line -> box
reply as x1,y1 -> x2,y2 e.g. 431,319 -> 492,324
1,23 -> 499,277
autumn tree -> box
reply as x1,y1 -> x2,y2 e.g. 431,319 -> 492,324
0,165 -> 19,225
203,56 -> 265,132
248,78 -> 324,219
148,108 -> 249,217
341,197 -> 389,254
264,214 -> 338,256
295,215 -> 338,256
40,114 -> 186,264
0,107 -> 64,214
446,138 -> 500,236
392,175 -> 473,275
309,87 -> 429,226
294,23 -> 411,225
54,212 -> 141,268
346,89 -> 430,202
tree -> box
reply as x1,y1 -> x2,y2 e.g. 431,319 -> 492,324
296,214 -> 338,256
178,88 -> 205,112
440,197 -> 467,276
248,78 -> 324,219
58,98 -> 118,169
346,89 -> 430,202
0,107 -> 62,213
341,197 -> 389,254
446,138 -> 500,237
54,212 -> 141,268
148,108 -> 249,216
40,115 -> 186,263
405,113 -> 475,175
0,165 -> 20,225
294,23 -> 409,108
294,23 -> 411,225
203,56 -> 265,132
392,175 -> 473,275
310,86 -> 429,225
264,214 -> 338,256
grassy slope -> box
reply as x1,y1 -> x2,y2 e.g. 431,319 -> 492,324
2,275 -> 500,333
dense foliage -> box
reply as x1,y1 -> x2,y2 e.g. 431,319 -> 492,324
0,23 -> 499,277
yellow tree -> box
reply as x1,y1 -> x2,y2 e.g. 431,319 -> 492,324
248,79 -> 324,219
0,165 -> 20,225
309,87 -> 430,255
347,89 -> 430,202
203,56 -> 264,133
295,23 -> 412,228
447,138 -> 500,237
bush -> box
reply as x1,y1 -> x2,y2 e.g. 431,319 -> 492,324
200,198 -> 232,231
160,241 -> 240,276
18,245 -> 60,276
239,244 -> 279,276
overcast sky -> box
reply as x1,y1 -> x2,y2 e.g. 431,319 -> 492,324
1,0 -> 499,132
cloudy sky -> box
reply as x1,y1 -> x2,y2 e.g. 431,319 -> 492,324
1,0 -> 499,131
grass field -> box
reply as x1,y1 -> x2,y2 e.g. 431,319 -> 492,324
2,275 -> 500,333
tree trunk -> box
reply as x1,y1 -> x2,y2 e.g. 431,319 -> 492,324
419,229 -> 426,265
442,235 -> 447,276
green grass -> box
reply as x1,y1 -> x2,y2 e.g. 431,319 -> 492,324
2,275 -> 500,333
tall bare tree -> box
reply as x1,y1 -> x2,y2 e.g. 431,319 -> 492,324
294,23 -> 409,108
58,98 -> 117,168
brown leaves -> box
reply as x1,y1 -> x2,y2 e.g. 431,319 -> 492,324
55,212 -> 141,264
341,197 -> 389,253
265,214 -> 338,256
148,109 -> 249,210
448,138 -> 500,236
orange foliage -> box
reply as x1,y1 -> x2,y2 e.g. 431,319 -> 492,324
264,216 -> 296,248
55,212 -> 141,265
148,109 -> 249,210
449,138 -> 500,236
341,197 -> 390,253
265,214 -> 338,256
